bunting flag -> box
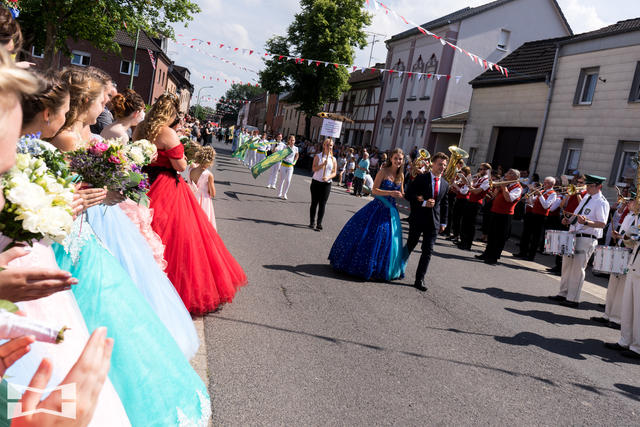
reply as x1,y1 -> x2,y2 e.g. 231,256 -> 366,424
251,147 -> 293,179
147,49 -> 157,70
175,35 -> 463,82
363,0 -> 509,77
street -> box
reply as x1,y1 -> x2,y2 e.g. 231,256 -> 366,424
205,141 -> 640,425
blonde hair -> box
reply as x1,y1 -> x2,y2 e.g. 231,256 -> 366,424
133,93 -> 179,143
0,47 -> 38,113
59,67 -> 104,131
195,146 -> 216,167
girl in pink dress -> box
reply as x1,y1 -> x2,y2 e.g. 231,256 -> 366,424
189,146 -> 218,230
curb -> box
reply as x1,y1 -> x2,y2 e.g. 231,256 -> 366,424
190,316 -> 213,426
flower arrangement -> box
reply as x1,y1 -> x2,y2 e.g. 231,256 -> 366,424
68,138 -> 155,207
180,136 -> 200,164
2,0 -> 20,18
0,139 -> 75,245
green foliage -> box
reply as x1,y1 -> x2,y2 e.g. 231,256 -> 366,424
17,0 -> 200,67
214,83 -> 264,125
189,105 -> 216,121
259,0 -> 371,118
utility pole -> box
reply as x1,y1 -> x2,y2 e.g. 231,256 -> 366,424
365,30 -> 386,68
196,85 -> 215,120
129,28 -> 140,89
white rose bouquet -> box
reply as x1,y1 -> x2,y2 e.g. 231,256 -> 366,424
0,140 -> 75,246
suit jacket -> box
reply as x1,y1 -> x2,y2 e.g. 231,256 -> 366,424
405,172 -> 449,230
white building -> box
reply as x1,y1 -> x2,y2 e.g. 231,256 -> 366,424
371,0 -> 572,154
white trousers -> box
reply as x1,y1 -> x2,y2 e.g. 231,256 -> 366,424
245,149 -> 257,167
255,152 -> 267,165
605,274 -> 626,324
559,237 -> 597,302
619,268 -> 640,354
277,165 -> 294,197
268,163 -> 281,187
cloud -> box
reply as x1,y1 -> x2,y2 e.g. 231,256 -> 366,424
558,0 -> 608,33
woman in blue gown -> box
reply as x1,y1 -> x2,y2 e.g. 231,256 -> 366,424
329,148 -> 407,281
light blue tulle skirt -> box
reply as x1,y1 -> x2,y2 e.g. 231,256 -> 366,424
53,218 -> 211,426
86,205 -> 199,360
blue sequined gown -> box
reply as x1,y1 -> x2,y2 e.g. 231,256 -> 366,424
53,217 -> 211,426
329,179 -> 407,280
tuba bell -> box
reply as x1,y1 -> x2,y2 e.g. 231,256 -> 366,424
410,149 -> 431,178
444,145 -> 469,184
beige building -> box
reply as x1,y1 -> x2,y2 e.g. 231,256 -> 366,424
461,18 -> 640,199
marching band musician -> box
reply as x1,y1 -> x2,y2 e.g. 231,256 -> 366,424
549,174 -> 610,308
516,177 -> 557,261
444,159 -> 465,237
593,197 -> 637,329
476,169 -> 522,265
448,166 -> 471,244
457,163 -> 492,251
605,210 -> 640,360
547,175 -> 586,275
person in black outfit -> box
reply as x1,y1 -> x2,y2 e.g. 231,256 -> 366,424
405,152 -> 450,291
309,138 -> 337,231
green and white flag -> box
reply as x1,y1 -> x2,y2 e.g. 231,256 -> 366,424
251,147 -> 293,179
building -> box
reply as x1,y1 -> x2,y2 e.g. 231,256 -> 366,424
371,0 -> 572,153
461,18 -> 640,199
29,30 -> 189,106
169,65 -> 194,113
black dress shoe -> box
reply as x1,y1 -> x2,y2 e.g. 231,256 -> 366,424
514,253 -> 527,259
560,300 -> 579,308
414,280 -> 428,292
457,244 -> 471,251
590,316 -> 609,324
474,254 -> 485,260
484,259 -> 498,266
604,342 -> 628,351
621,349 -> 640,360
308,223 -> 315,229
315,224 -> 323,231
548,295 -> 566,302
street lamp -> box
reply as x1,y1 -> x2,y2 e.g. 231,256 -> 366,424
196,85 -> 215,119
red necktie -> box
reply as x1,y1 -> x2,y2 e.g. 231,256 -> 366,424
434,177 -> 439,199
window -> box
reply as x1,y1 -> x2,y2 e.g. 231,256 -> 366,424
628,62 -> 640,102
348,95 -> 356,113
611,141 -> 640,185
557,139 -> 583,176
497,29 -> 510,50
70,51 -> 91,67
573,67 -> 599,105
468,147 -> 478,166
120,60 -> 140,76
31,46 -> 44,58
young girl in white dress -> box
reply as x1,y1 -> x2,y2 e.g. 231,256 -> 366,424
190,146 -> 218,230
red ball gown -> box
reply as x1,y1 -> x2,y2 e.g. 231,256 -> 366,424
146,144 -> 247,314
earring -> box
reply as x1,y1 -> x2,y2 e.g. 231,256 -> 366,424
46,119 -> 50,125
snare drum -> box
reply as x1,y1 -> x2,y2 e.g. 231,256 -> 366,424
544,230 -> 576,256
592,246 -> 631,275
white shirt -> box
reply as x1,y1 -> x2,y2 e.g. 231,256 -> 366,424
569,191 -> 610,238
536,189 -> 557,209
473,175 -> 491,192
283,145 -> 298,164
619,212 -> 640,241
459,184 -> 469,195
312,153 -> 335,182
272,141 -> 286,152
549,194 -> 563,212
430,173 -> 443,197
506,185 -> 523,202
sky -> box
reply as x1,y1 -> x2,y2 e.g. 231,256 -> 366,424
167,0 -> 640,106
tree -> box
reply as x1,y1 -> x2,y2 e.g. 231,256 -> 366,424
214,83 -> 264,126
189,105 -> 216,122
17,0 -> 200,68
259,0 -> 371,138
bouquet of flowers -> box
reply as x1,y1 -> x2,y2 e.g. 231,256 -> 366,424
68,138 -> 154,207
180,136 -> 200,164
0,138 -> 75,245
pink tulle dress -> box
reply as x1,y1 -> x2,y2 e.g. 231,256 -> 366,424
190,167 -> 217,230
0,237 -> 130,426
118,199 -> 168,271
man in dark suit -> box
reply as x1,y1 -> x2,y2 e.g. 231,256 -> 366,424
405,152 -> 449,291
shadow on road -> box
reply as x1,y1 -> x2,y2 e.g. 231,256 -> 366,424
504,307 -> 609,327
462,286 -> 604,312
221,217 -> 310,229
494,332 -> 639,364
614,383 -> 640,401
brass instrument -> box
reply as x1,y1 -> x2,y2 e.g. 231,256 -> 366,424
564,184 -> 586,196
490,179 -> 520,189
616,185 -> 633,205
410,149 -> 431,178
444,145 -> 469,184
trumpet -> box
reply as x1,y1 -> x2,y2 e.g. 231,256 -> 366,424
557,184 -> 586,196
490,179 -> 520,189
410,149 -> 431,178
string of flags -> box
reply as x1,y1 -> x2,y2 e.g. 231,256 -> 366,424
196,71 -> 260,87
175,34 -> 463,82
176,40 -> 260,75
364,0 -> 509,77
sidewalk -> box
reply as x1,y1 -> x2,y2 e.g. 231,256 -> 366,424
190,316 -> 213,426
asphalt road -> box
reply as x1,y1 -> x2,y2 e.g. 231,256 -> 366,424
205,141 -> 640,426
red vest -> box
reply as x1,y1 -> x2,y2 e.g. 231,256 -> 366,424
491,183 -> 522,215
532,189 -> 556,216
468,176 -> 489,204
564,191 -> 587,213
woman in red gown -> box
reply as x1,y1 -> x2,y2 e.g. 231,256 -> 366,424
133,93 -> 247,314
